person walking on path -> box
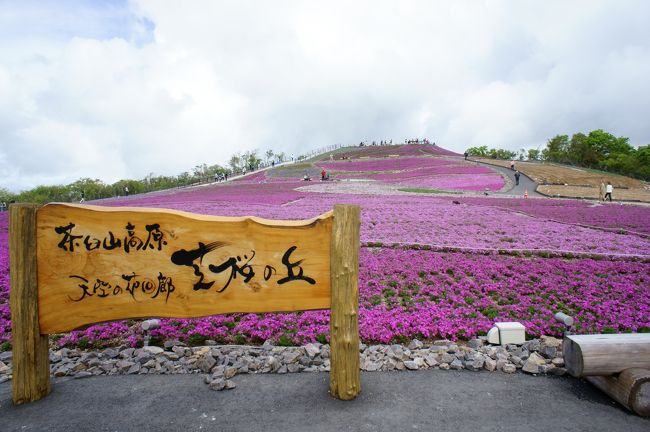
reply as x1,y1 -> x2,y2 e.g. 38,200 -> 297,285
510,160 -> 515,170
514,170 -> 521,186
604,182 -> 613,201
80,191 -> 85,203
464,151 -> 468,160
599,180 -> 606,201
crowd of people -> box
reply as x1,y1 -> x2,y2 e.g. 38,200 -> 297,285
405,138 -> 434,145
357,138 -> 438,146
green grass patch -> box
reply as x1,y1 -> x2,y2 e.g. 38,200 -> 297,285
188,334 -> 208,346
398,188 -> 462,194
481,307 -> 499,319
277,335 -> 293,346
275,162 -> 313,171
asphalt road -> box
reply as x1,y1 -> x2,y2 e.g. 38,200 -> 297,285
468,159 -> 543,197
1,370 -> 648,432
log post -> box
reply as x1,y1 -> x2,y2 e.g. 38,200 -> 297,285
329,204 -> 360,400
9,204 -> 51,404
563,334 -> 650,377
587,368 -> 650,417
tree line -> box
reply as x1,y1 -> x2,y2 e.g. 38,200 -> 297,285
466,129 -> 650,181
1,149 -> 287,205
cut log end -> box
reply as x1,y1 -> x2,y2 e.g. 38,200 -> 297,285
587,368 -> 650,417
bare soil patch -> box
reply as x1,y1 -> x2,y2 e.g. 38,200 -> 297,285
476,158 -> 649,202
538,185 -> 650,202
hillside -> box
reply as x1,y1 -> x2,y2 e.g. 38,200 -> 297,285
1,143 -> 649,353
475,157 -> 650,202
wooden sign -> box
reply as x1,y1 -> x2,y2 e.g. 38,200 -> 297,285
10,203 -> 360,404
36,203 -> 333,333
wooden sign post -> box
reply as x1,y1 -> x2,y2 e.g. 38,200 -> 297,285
9,202 -> 360,404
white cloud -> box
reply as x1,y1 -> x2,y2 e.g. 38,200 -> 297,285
1,0 -> 649,191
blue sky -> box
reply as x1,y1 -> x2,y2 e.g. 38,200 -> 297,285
1,0 -> 649,192
0,0 -> 153,44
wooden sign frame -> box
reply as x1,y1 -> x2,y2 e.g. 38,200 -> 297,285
9,203 -> 360,403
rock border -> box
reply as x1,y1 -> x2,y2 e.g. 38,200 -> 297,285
0,336 -> 566,391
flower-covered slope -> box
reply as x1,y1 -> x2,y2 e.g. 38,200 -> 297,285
1,145 -> 648,348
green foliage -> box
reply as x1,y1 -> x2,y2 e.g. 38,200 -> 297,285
315,333 -> 328,344
0,341 -> 11,351
480,307 -> 499,319
397,188 -> 462,195
277,335 -> 293,346
187,334 -> 208,346
527,149 -> 540,160
541,130 -> 648,181
542,134 -> 569,163
466,145 -> 489,157
479,130 -> 648,181
466,145 -> 516,160
7,159 -> 235,205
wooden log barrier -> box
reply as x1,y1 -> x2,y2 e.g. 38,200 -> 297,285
10,202 -> 361,404
563,334 -> 650,377
586,368 -> 650,417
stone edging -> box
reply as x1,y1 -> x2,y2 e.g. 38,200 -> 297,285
0,336 -> 566,391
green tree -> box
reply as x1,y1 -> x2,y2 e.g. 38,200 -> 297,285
228,153 -> 241,171
70,178 -> 111,201
466,145 -> 489,157
243,149 -> 261,170
542,135 -> 569,163
633,145 -> 650,180
527,149 -> 540,160
0,187 -> 15,204
586,129 -> 633,162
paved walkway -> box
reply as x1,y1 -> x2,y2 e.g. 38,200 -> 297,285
1,371 -> 647,431
468,158 -> 544,197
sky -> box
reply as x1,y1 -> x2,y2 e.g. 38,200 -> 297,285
1,0 -> 649,192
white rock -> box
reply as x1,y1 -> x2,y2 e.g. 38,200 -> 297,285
404,361 -> 419,370
142,346 -> 164,355
304,343 -> 321,358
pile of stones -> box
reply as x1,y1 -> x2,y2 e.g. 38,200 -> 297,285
0,335 -> 567,391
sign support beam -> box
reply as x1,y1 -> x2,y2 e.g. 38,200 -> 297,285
329,204 -> 361,400
10,204 -> 51,404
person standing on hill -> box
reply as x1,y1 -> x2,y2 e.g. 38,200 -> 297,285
464,151 -> 468,160
514,170 -> 521,186
604,182 -> 613,201
124,186 -> 129,196
510,160 -> 515,170
599,180 -> 606,201
321,169 -> 326,181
